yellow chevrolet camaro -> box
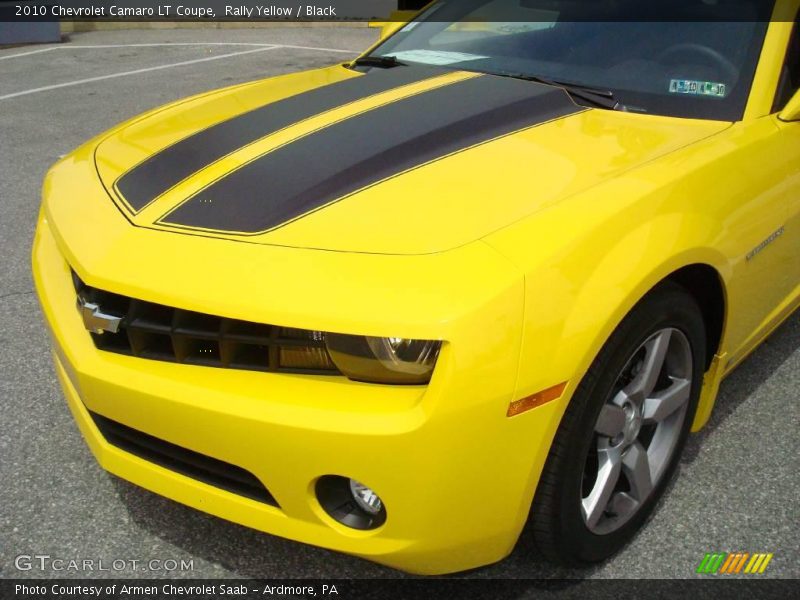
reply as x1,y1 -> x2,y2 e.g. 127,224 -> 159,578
33,0 -> 799,574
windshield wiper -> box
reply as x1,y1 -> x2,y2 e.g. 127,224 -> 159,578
497,72 -> 626,111
352,55 -> 407,69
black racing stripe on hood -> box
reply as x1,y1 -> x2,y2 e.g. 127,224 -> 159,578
115,66 -> 444,212
160,75 -> 581,235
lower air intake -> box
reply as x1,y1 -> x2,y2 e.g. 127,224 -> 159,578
89,411 -> 278,507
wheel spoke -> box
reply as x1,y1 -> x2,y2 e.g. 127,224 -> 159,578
643,377 -> 691,423
582,446 -> 622,529
622,442 -> 653,502
625,330 -> 672,402
595,404 -> 626,437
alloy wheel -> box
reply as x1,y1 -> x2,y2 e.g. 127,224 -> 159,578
581,328 -> 693,535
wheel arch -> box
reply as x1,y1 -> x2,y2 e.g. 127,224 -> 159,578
662,263 -> 727,370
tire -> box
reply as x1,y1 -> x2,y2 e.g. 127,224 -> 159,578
529,281 -> 706,565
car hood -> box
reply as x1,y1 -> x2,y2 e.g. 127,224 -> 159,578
94,64 -> 729,255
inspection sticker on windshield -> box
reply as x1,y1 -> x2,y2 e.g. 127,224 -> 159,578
669,79 -> 727,97
390,50 -> 489,65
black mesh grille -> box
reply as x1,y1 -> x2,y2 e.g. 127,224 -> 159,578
71,271 -> 340,375
89,411 -> 278,506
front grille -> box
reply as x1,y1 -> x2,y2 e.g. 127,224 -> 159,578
89,411 -> 278,506
71,272 -> 340,375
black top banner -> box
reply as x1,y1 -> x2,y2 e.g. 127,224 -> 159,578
3,0 -> 399,21
0,0 -> 788,22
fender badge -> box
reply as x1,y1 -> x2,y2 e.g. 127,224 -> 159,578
746,227 -> 784,262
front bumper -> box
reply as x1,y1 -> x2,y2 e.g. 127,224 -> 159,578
33,199 -> 570,573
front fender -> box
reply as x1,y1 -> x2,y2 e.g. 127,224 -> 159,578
483,177 -> 734,530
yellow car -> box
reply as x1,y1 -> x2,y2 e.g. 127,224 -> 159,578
33,0 -> 799,574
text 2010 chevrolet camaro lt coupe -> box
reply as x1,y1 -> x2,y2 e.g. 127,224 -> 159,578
33,0 -> 799,574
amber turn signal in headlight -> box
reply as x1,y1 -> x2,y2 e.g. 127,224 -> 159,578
325,334 -> 441,384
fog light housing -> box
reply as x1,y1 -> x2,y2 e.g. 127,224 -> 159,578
316,475 -> 387,530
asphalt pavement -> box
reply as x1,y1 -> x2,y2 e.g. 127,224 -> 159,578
0,27 -> 797,584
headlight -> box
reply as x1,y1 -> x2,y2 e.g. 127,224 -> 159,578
325,334 -> 441,384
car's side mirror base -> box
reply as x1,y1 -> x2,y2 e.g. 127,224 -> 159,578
778,90 -> 800,122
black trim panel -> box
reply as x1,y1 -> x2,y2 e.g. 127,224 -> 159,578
115,66 -> 444,212
89,411 -> 279,506
161,75 -> 580,234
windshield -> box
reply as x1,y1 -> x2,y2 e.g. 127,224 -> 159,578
370,0 -> 773,120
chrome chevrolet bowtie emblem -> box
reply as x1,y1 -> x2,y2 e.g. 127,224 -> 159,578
77,297 -> 122,334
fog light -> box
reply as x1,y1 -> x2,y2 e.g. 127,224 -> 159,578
315,475 -> 387,530
349,479 -> 383,515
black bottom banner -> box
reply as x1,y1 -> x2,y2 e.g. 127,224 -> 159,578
3,579 -> 798,600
